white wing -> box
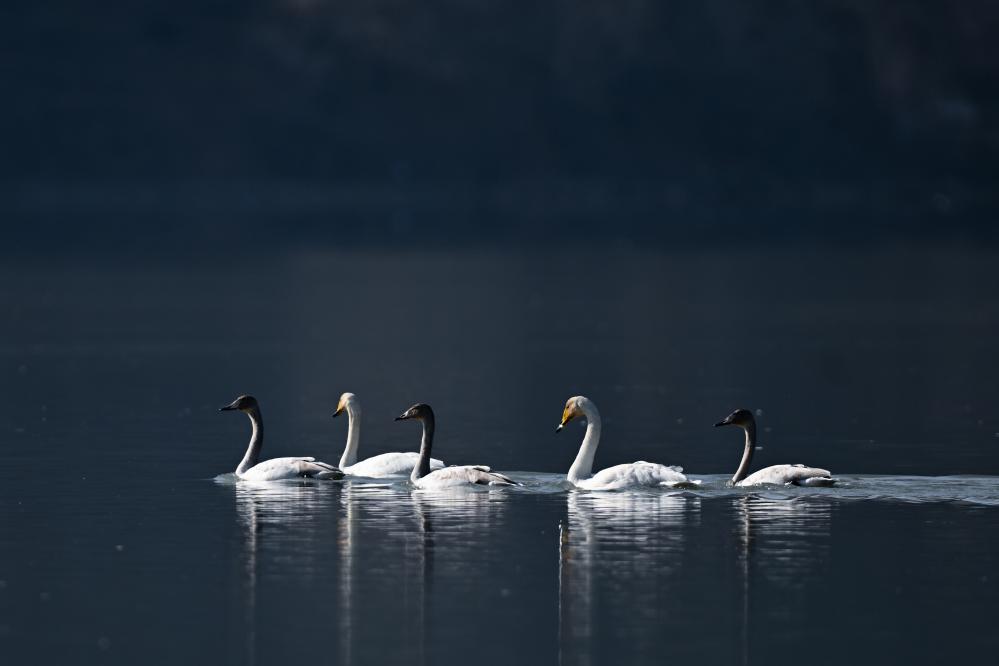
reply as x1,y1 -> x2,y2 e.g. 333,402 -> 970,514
345,452 -> 445,478
413,465 -> 517,489
576,461 -> 690,490
239,456 -> 343,481
738,464 -> 834,487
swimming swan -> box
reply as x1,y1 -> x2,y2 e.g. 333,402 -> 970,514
395,403 -> 517,489
220,395 -> 343,481
715,409 -> 835,487
333,392 -> 445,477
556,396 -> 691,490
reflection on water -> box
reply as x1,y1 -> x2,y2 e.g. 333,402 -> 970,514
338,483 -> 356,666
330,483 -> 443,665
558,490 -> 701,666
230,479 -> 337,666
176,475 -> 999,666
209,477 -> 999,666
232,480 -> 335,578
735,496 -> 833,587
4,472 -> 997,664
733,496 -> 833,666
308,482 -> 520,664
332,483 -> 432,666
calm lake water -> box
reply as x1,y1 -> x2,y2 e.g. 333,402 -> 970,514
1,246 -> 998,664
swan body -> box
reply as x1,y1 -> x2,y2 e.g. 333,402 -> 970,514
738,464 -> 834,487
395,403 -> 517,489
715,409 -> 835,487
334,393 -> 444,477
412,465 -> 517,489
344,451 -> 444,478
576,461 -> 689,491
556,396 -> 692,490
220,395 -> 343,481
237,456 -> 342,482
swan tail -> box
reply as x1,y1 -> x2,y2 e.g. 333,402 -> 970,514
798,476 -> 836,487
466,466 -> 518,485
313,469 -> 345,480
300,460 -> 344,480
487,472 -> 519,486
664,479 -> 701,489
468,465 -> 519,484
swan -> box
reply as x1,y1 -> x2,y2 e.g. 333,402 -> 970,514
332,392 -> 445,477
394,403 -> 517,489
556,396 -> 692,490
715,409 -> 835,487
220,395 -> 343,481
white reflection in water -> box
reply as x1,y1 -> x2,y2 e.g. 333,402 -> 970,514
558,491 -> 701,666
333,483 -> 513,666
234,480 -> 334,575
230,480 -> 336,665
734,496 -> 833,666
338,483 -> 356,666
735,495 -> 833,585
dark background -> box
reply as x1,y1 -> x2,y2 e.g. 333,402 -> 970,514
1,1 -> 998,474
2,1 -> 999,475
2,1 -> 998,251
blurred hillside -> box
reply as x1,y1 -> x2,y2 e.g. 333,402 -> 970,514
3,1 -> 998,249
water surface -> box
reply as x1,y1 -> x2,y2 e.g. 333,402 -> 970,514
1,247 -> 998,664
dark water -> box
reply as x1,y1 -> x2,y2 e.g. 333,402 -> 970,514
1,247 -> 999,664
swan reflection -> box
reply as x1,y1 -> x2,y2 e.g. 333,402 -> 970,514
558,490 -> 701,666
332,482 -> 513,665
734,495 -> 834,666
735,495 -> 833,586
229,480 -> 338,666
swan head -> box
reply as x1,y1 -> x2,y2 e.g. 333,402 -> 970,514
395,403 -> 434,422
715,408 -> 755,429
220,394 -> 259,413
333,392 -> 357,418
556,395 -> 592,432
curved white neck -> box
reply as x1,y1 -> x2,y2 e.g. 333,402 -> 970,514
237,407 -> 263,475
338,402 -> 362,469
567,403 -> 601,484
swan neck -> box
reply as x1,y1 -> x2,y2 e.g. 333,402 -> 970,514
567,407 -> 601,484
732,423 -> 756,484
338,402 -> 361,469
237,407 -> 263,475
411,415 -> 435,483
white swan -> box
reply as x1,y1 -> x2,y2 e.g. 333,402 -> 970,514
556,396 -> 692,490
333,392 -> 445,477
715,409 -> 835,487
395,403 -> 517,489
220,395 -> 343,481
